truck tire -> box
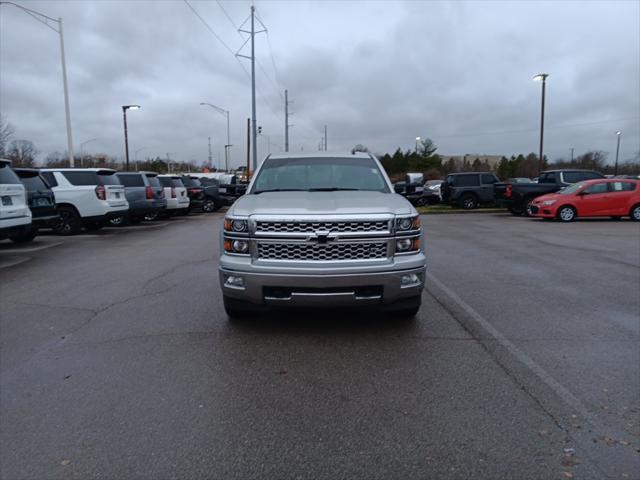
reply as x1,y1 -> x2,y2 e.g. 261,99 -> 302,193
459,193 -> 478,210
557,205 -> 576,222
386,295 -> 421,318
508,206 -> 525,216
223,296 -> 256,319
54,206 -> 82,235
202,198 -> 217,213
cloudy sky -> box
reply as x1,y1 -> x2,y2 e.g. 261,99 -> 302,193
1,0 -> 638,169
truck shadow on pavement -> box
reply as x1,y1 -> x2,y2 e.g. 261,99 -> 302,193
224,309 -> 420,337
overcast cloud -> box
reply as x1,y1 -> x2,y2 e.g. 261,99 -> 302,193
0,0 -> 638,168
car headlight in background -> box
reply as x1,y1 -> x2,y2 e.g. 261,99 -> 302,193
224,218 -> 248,233
541,200 -> 557,206
396,215 -> 420,232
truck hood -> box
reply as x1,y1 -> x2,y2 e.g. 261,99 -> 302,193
229,191 -> 414,216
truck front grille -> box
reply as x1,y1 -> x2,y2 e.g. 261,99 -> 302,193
257,241 -> 388,261
255,220 -> 389,234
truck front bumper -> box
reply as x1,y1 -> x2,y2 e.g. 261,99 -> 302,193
219,264 -> 426,307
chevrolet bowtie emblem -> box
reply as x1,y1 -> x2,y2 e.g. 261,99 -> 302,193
314,229 -> 331,244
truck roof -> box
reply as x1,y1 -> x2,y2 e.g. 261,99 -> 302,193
266,152 -> 373,160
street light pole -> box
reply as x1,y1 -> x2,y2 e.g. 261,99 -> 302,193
121,105 -> 140,170
200,102 -> 230,171
0,2 -> 75,166
79,138 -> 97,167
533,73 -> 549,174
415,136 -> 421,154
614,131 -> 621,176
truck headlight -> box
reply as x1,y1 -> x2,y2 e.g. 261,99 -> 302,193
224,218 -> 248,232
396,237 -> 420,253
396,215 -> 420,231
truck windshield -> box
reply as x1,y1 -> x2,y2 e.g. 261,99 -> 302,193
252,157 -> 389,193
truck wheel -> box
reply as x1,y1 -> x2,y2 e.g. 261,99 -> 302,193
508,206 -> 525,216
143,212 -> 158,221
54,206 -> 82,235
223,296 -> 255,319
387,295 -> 421,318
557,206 -> 576,222
202,198 -> 216,213
459,194 -> 478,210
415,197 -> 428,207
9,227 -> 37,244
630,204 -> 640,221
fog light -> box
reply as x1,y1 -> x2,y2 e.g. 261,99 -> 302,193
400,273 -> 421,288
225,275 -> 245,288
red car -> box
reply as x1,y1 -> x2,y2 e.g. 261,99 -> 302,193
529,178 -> 640,222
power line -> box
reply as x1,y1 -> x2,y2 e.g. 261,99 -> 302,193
184,0 -> 281,124
183,0 -> 236,57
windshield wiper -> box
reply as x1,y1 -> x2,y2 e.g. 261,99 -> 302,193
253,188 -> 305,194
307,187 -> 360,192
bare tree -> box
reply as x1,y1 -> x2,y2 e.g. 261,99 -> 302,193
7,139 -> 38,167
0,116 -> 15,158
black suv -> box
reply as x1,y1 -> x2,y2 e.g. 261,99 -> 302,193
441,172 -> 499,209
180,175 -> 222,213
13,168 -> 60,242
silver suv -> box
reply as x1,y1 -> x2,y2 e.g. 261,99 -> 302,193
219,152 -> 426,318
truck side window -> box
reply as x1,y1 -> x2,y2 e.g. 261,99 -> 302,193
481,174 -> 497,184
538,173 -> 555,184
455,175 -> 480,187
41,172 -> 58,187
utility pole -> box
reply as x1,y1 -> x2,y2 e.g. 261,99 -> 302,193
324,125 -> 327,151
166,152 -> 171,174
208,136 -> 213,167
238,6 -> 266,171
614,131 -> 621,176
571,148 -> 574,162
246,118 -> 251,177
285,89 -> 293,152
250,6 -> 257,171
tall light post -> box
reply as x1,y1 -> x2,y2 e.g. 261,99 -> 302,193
122,105 -> 140,171
533,73 -> 549,174
79,138 -> 97,167
1,2 -> 75,166
614,131 -> 621,176
200,102 -> 230,171
415,136 -> 421,154
134,146 -> 148,171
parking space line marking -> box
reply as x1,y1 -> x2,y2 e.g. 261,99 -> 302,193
0,242 -> 63,254
0,256 -> 30,269
426,272 -> 612,423
424,272 -> 640,451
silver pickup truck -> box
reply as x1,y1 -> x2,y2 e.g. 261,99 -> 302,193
219,152 -> 426,318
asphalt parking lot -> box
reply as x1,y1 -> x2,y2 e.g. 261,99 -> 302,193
1,213 -> 638,479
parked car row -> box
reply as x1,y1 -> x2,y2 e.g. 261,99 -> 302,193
392,168 -> 640,222
0,161 -> 244,244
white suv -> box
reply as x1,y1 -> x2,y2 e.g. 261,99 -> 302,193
158,175 -> 190,215
40,168 -> 128,234
0,159 -> 32,240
